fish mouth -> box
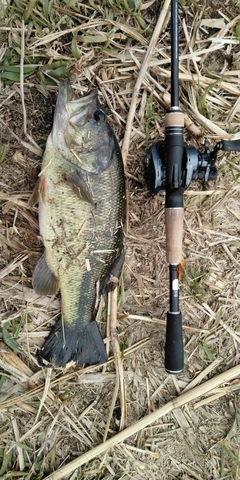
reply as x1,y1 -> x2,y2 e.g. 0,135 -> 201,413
57,78 -> 97,104
54,79 -> 98,128
51,80 -> 99,148
58,78 -> 73,102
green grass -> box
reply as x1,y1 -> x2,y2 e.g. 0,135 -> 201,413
0,0 -> 151,91
199,340 -> 217,362
197,82 -> 219,120
182,263 -> 206,301
144,92 -> 162,140
219,407 -> 240,478
2,320 -> 22,352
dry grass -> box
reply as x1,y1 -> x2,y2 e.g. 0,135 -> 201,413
0,0 -> 240,479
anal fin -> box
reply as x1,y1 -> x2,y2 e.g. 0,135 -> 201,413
101,248 -> 125,294
32,254 -> 59,295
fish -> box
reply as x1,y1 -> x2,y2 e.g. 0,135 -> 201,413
30,79 -> 125,368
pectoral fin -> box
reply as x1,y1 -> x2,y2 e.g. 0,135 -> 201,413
32,254 -> 59,295
63,170 -> 94,204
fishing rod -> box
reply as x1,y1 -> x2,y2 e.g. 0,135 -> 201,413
145,0 -> 240,374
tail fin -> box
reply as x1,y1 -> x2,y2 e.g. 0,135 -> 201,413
38,319 -> 108,368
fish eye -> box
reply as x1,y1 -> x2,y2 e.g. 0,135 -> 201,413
93,110 -> 106,123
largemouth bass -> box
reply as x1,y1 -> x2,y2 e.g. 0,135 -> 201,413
31,79 -> 125,368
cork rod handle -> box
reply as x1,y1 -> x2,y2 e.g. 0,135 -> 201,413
165,208 -> 184,264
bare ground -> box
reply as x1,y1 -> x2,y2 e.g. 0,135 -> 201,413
0,1 -> 240,479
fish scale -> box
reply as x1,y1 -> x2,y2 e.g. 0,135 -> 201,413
44,153 -> 124,325
31,80 -> 125,368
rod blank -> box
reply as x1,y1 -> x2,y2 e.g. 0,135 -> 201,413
171,0 -> 179,108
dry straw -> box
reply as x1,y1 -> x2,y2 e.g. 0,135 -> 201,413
1,0 -> 240,477
45,364 -> 240,480
121,0 -> 171,166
